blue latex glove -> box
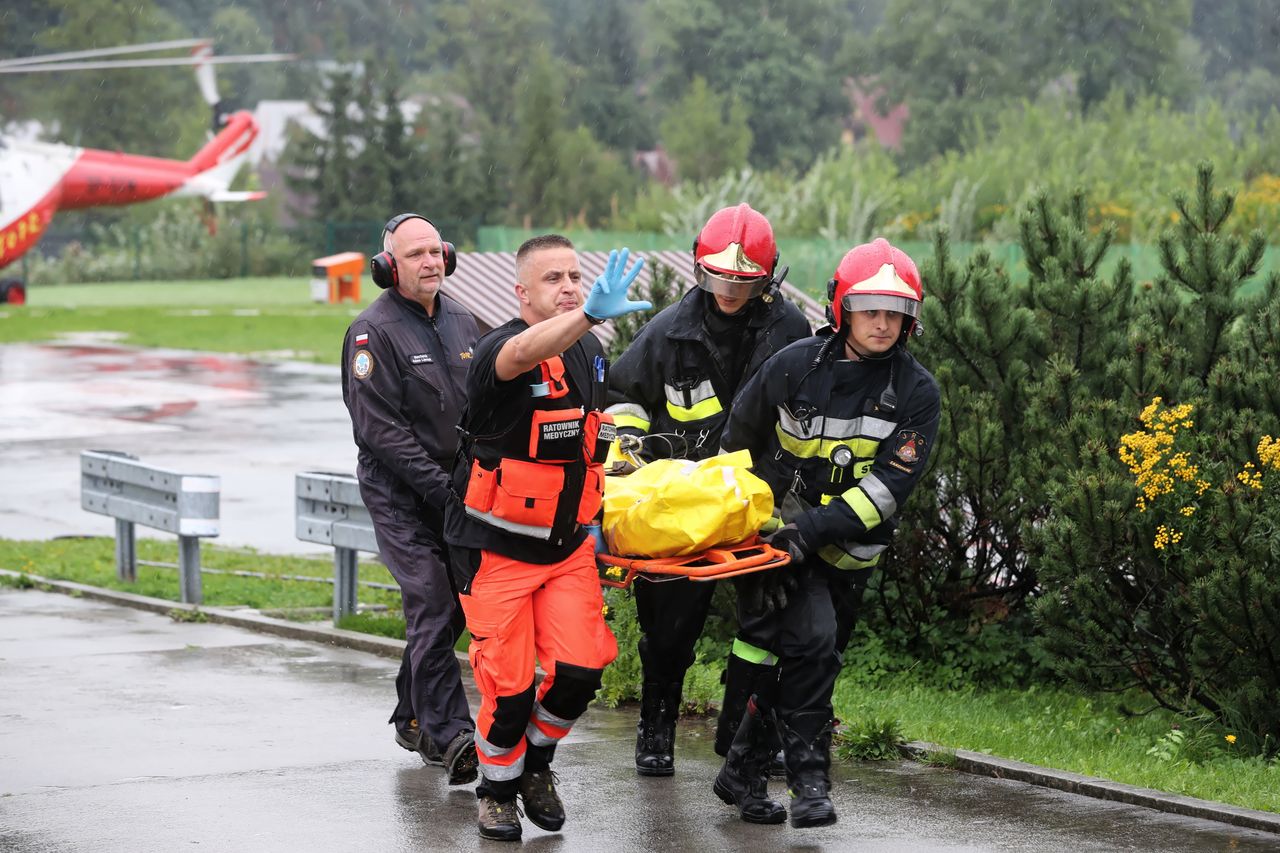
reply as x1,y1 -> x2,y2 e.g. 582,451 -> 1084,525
584,248 -> 652,321
585,524 -> 608,554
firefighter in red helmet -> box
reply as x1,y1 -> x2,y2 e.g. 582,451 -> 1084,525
712,237 -> 940,828
606,203 -> 811,777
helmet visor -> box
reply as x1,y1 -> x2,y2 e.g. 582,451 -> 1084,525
695,265 -> 768,299
841,293 -> 920,318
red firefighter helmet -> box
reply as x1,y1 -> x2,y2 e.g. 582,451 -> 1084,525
692,203 -> 778,300
827,238 -> 923,340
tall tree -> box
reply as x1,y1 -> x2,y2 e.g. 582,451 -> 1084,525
658,76 -> 751,183
34,0 -> 206,157
430,0 -> 552,130
0,0 -> 60,121
1040,0 -> 1194,111
648,0 -> 845,170
549,0 -> 654,150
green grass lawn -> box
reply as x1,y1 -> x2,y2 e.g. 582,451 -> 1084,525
0,536 -> 401,613
0,277 -> 372,364
833,677 -> 1279,815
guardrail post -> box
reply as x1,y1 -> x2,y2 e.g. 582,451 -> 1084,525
81,450 -> 219,605
296,472 -> 381,625
115,518 -> 137,582
177,535 -> 203,604
334,546 -> 359,623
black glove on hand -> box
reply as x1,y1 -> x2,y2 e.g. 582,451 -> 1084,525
740,570 -> 797,617
763,524 -> 812,563
761,569 -> 798,614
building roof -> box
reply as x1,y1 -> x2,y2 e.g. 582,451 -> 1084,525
440,250 -> 827,347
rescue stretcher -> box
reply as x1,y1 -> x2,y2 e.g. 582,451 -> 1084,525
595,434 -> 791,588
596,536 -> 791,589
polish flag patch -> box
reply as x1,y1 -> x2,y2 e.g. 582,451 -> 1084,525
355,333 -> 369,346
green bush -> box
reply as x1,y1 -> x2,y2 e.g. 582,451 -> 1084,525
28,204 -> 311,285
1028,165 -> 1280,756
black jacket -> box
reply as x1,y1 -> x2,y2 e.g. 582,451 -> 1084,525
606,288 -> 810,461
722,335 -> 940,569
341,289 -> 478,509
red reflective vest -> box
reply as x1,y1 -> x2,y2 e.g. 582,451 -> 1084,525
462,356 -> 614,545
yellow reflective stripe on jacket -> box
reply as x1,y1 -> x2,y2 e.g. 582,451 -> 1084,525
775,426 -> 881,461
854,472 -> 897,519
663,378 -> 723,423
840,487 -> 883,529
604,402 -> 650,433
776,408 -> 897,442
773,407 -> 893,460
818,542 -> 884,571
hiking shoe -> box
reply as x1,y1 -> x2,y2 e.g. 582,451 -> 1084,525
518,769 -> 565,831
395,719 -> 445,767
394,719 -> 421,753
443,729 -> 479,785
477,795 -> 522,841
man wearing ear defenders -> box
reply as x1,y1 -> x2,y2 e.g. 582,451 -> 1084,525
712,238 -> 940,829
604,203 -> 810,779
445,235 -> 652,841
341,213 -> 479,784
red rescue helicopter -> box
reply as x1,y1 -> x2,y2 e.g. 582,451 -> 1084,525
0,40 -> 293,303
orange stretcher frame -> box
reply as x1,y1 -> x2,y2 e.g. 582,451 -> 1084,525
597,537 -> 791,589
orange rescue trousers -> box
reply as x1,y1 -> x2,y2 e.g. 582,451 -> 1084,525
461,538 -> 617,784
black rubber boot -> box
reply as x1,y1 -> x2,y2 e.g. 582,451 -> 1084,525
635,682 -> 678,776
781,711 -> 837,829
713,695 -> 787,824
715,655 -> 783,778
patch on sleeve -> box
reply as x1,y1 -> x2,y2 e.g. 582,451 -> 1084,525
354,332 -> 369,346
893,430 -> 925,464
352,349 -> 375,380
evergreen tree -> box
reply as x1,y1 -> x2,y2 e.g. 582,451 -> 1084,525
1030,164 -> 1280,754
607,259 -> 682,359
659,77 -> 752,184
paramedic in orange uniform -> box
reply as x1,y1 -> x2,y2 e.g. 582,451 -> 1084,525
444,235 -> 652,842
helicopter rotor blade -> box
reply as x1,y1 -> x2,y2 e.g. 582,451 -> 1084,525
0,39 -> 211,69
0,54 -> 296,74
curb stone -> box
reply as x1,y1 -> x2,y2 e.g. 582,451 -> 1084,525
3,567 -> 1277,836
899,743 -> 1280,835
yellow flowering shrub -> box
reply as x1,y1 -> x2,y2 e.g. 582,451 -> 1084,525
1119,398 -> 1280,552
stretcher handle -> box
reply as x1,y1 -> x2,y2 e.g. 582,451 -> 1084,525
596,537 -> 791,588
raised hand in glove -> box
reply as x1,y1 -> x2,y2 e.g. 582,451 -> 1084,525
583,248 -> 652,321
762,523 -> 812,563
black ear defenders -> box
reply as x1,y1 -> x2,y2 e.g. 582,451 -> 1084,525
370,213 -> 457,289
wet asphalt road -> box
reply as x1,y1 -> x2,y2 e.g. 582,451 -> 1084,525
0,340 -> 354,555
2,588 -> 1277,853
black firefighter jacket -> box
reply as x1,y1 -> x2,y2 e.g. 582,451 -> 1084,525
721,336 -> 940,571
606,287 -> 811,461
341,288 -> 479,512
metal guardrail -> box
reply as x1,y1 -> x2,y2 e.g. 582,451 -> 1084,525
295,471 -> 379,624
80,450 -> 220,604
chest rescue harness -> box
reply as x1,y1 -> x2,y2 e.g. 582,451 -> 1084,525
463,356 -> 615,542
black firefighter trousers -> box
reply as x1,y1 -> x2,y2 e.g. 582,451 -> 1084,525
361,480 -> 473,754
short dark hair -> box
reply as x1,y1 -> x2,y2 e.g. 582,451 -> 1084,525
516,234 -> 574,266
